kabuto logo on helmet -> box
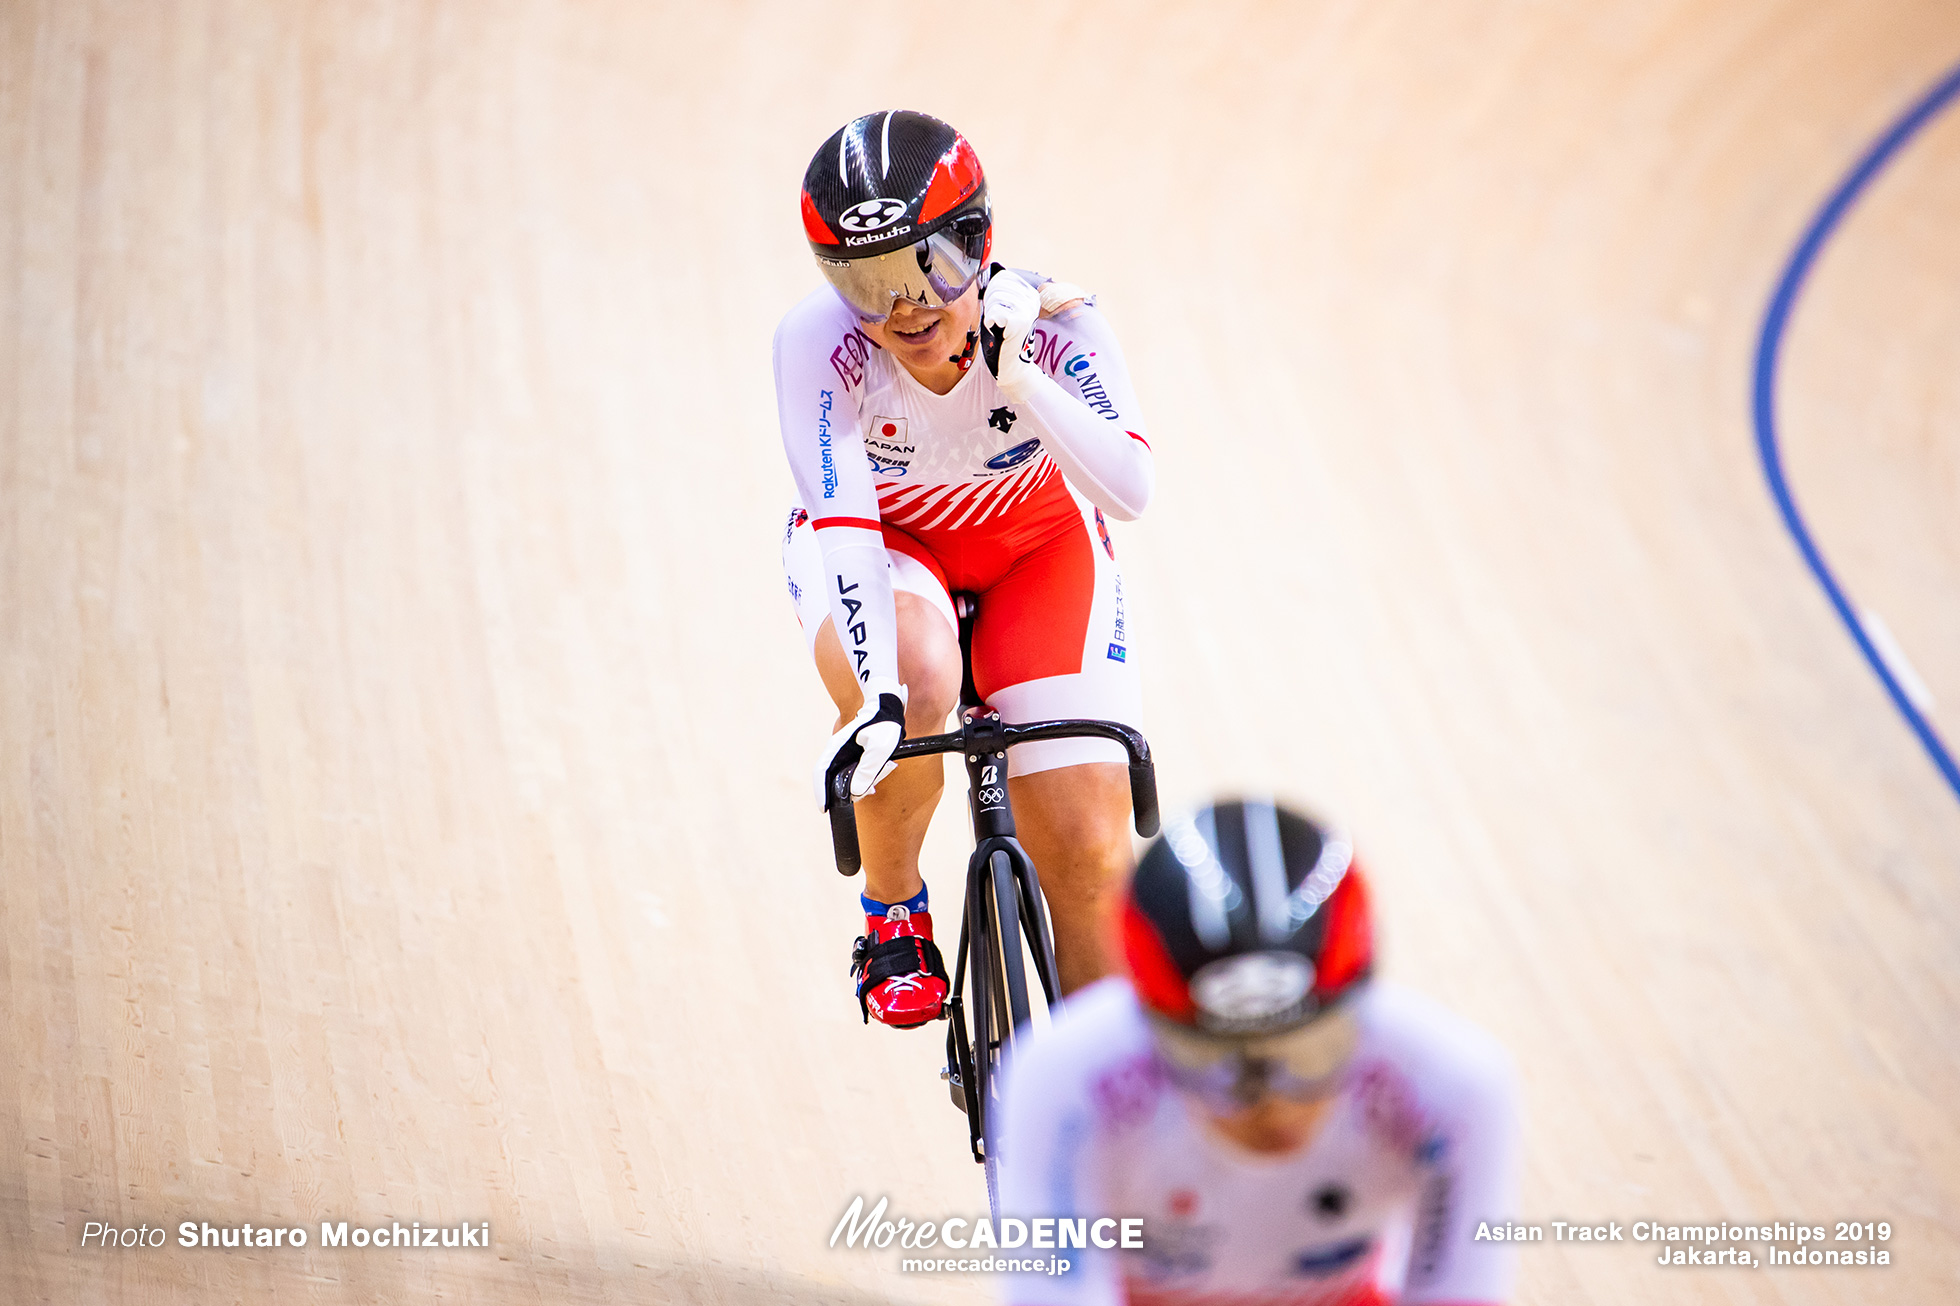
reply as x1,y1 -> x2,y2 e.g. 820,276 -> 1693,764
838,197 -> 910,233
1189,952 -> 1316,1034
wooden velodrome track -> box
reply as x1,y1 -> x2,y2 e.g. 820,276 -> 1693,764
2,3 -> 1956,1303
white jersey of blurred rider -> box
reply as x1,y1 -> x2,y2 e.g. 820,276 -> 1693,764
996,981 -> 1520,1306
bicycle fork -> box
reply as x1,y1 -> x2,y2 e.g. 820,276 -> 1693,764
941,707 -> 1062,1162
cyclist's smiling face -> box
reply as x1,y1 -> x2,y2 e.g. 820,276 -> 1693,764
861,283 -> 982,390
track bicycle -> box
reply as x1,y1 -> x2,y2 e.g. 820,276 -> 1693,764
826,592 -> 1161,1210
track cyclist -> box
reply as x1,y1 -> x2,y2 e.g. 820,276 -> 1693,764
997,800 -> 1520,1306
775,110 -> 1154,1029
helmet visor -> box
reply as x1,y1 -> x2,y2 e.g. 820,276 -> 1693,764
1146,1003 -> 1362,1110
816,213 -> 989,322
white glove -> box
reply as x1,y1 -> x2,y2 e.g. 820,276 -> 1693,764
813,676 -> 909,809
981,269 -> 1043,400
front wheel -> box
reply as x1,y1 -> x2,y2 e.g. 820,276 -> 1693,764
989,849 -> 1033,1040
967,848 -> 1028,1140
973,848 -> 1031,1220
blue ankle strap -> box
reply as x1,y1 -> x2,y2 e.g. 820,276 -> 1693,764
862,885 -> 929,918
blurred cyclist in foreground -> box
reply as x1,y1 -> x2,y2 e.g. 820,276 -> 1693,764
997,799 -> 1519,1306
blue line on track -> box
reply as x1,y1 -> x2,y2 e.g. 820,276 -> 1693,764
1750,58 -> 1960,806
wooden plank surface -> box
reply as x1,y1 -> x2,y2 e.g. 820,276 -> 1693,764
2,3 -> 1956,1303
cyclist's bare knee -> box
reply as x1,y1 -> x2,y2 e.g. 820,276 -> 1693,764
1012,763 -> 1133,861
812,591 -> 959,732
895,592 -> 960,734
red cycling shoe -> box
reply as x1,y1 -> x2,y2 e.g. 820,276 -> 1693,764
850,905 -> 950,1029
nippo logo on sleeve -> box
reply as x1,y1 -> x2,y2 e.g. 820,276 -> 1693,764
838,198 -> 910,233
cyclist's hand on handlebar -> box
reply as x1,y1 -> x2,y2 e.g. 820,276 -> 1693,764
980,268 -> 1043,399
814,676 -> 908,809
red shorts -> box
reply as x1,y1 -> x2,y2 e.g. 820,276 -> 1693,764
783,474 -> 1139,776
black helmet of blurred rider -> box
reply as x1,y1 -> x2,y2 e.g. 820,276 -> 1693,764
1120,800 -> 1375,1106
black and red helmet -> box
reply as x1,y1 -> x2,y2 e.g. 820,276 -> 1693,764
1122,800 -> 1374,1037
800,110 -> 992,322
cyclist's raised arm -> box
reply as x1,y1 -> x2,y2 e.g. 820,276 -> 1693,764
984,272 -> 1155,521
772,290 -> 899,692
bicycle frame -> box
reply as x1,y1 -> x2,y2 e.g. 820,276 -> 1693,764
822,594 -> 1162,1171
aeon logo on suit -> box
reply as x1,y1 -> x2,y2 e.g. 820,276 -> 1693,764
838,198 -> 909,233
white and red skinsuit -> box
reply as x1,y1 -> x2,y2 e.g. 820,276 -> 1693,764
774,273 -> 1153,773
